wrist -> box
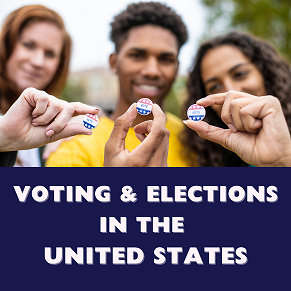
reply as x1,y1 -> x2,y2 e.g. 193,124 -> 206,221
0,114 -> 16,152
0,115 -> 6,151
274,151 -> 291,167
258,146 -> 291,167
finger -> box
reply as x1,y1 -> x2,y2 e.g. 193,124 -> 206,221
134,120 -> 153,144
196,93 -> 227,107
134,119 -> 169,166
197,91 -> 258,108
152,132 -> 169,167
19,88 -> 49,119
105,103 -> 137,154
31,93 -> 50,118
135,133 -> 147,142
183,119 -> 232,149
45,103 -> 75,136
48,123 -> 92,142
134,120 -> 153,135
32,97 -> 63,126
221,91 -> 259,126
131,104 -> 168,163
240,97 -> 281,132
227,97 -> 261,132
136,103 -> 166,147
70,102 -> 99,116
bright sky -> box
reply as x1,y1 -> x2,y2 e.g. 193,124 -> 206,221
0,0 -> 207,74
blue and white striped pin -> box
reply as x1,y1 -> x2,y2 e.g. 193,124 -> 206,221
83,114 -> 99,129
137,98 -> 153,115
187,104 -> 206,121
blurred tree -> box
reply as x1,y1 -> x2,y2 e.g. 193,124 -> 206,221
164,76 -> 188,117
60,80 -> 87,103
201,0 -> 291,63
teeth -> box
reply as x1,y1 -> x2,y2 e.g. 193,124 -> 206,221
139,85 -> 159,92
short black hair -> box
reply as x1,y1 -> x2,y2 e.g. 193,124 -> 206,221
110,2 -> 188,52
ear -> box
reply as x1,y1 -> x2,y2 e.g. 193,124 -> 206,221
109,53 -> 117,74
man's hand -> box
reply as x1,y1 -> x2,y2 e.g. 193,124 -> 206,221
104,103 -> 169,167
0,87 -> 99,152
183,90 -> 291,167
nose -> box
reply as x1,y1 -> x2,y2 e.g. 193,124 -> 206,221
224,79 -> 241,92
30,49 -> 45,67
141,57 -> 162,79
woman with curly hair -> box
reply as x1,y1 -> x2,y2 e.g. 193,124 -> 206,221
180,31 -> 291,166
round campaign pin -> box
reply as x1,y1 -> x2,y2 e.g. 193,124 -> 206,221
83,114 -> 99,129
137,98 -> 153,115
187,104 -> 206,121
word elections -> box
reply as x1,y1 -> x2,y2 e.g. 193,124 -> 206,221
44,246 -> 247,265
13,185 -> 278,203
147,186 -> 278,203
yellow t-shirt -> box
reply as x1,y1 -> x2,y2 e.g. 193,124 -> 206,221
46,112 -> 190,167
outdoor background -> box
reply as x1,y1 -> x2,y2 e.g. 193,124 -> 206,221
1,0 -> 290,115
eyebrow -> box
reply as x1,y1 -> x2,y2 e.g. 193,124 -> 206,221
129,47 -> 177,57
204,62 -> 251,85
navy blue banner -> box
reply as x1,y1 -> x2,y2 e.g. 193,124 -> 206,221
0,168 -> 290,290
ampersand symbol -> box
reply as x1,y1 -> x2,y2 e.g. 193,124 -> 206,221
120,186 -> 137,203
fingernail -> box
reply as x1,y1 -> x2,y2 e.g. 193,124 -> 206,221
183,120 -> 188,124
127,103 -> 134,112
46,129 -> 55,137
154,103 -> 162,110
85,131 -> 92,135
227,124 -> 238,133
32,122 -> 38,126
197,98 -> 206,104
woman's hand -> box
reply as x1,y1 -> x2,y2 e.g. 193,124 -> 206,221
0,87 -> 99,152
184,90 -> 291,166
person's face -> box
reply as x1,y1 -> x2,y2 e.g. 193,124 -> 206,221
6,21 -> 63,93
110,24 -> 179,105
201,45 -> 267,116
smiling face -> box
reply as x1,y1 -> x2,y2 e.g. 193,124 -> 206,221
110,24 -> 179,108
6,21 -> 63,94
201,45 -> 267,116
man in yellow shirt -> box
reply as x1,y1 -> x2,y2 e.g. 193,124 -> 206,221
47,2 -> 190,167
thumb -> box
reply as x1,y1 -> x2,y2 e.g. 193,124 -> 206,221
183,120 -> 232,149
49,123 -> 92,142
105,103 -> 137,153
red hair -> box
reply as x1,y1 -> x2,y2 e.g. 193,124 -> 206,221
0,5 -> 72,111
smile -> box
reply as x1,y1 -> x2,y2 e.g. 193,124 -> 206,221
134,84 -> 162,97
22,69 -> 41,79
138,84 -> 160,92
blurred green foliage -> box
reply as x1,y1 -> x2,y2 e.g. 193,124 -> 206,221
60,79 -> 86,103
164,76 -> 188,117
201,0 -> 291,63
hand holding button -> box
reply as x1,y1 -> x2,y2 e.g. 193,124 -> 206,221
183,90 -> 291,167
104,103 -> 169,167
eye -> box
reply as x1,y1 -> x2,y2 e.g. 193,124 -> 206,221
22,42 -> 34,49
234,70 -> 249,79
45,50 -> 56,58
129,53 -> 145,60
159,56 -> 175,64
208,83 -> 223,93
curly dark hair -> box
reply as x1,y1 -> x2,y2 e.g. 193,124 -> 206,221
110,2 -> 188,52
180,31 -> 291,167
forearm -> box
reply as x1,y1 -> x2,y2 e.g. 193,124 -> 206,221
0,114 -> 19,152
0,115 -> 17,166
0,115 -> 8,152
